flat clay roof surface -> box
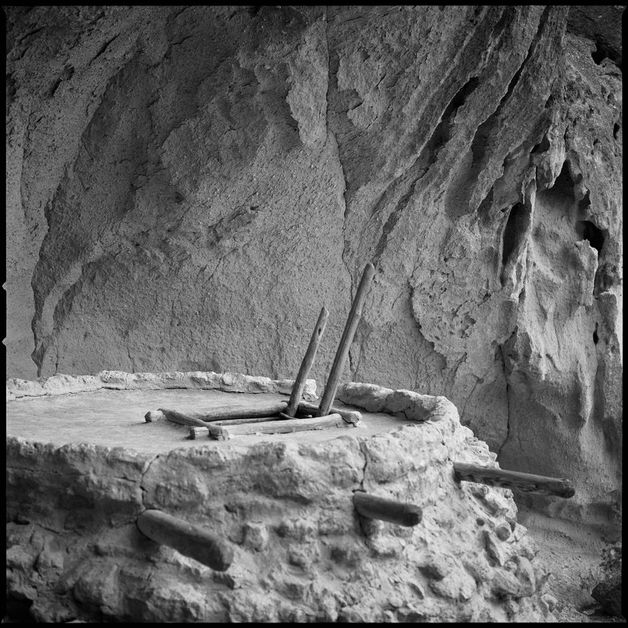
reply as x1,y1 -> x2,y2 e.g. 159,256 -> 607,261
6,389 -> 413,453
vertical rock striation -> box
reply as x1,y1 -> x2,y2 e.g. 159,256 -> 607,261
5,6 -> 622,527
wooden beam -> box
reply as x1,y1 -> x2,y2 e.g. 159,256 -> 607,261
453,462 -> 575,498
188,426 -> 210,439
137,509 -> 233,571
193,400 -> 288,422
190,413 -> 351,439
188,415 -> 285,440
225,412 -> 352,438
213,416 -> 282,427
318,263 -> 375,416
158,408 -> 228,440
296,400 -> 362,425
285,306 -> 329,417
353,491 -> 422,526
144,410 -> 164,422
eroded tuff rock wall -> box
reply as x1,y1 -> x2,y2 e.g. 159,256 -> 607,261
5,6 -> 622,526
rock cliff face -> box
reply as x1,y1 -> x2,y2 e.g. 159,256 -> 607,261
5,6 -> 622,527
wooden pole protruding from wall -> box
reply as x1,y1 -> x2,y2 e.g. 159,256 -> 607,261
284,306 -> 329,418
352,491 -> 422,527
452,462 -> 575,498
318,263 -> 375,417
137,509 -> 234,571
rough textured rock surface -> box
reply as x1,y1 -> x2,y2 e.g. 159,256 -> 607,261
6,375 -> 555,622
5,6 -> 622,528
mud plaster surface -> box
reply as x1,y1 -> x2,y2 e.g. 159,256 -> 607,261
6,389 -> 401,453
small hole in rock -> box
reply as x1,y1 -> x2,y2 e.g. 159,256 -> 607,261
613,123 -> 620,139
531,134 -> 550,155
591,43 -> 607,65
593,326 -> 599,345
501,202 -> 529,270
576,220 -> 605,254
